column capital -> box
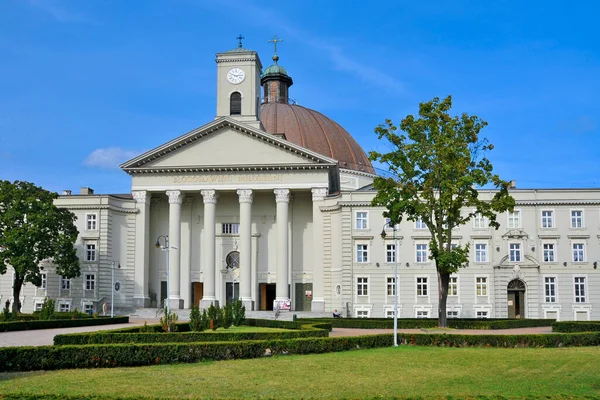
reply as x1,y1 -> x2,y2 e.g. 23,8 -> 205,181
237,189 -> 254,204
132,190 -> 148,204
274,188 -> 290,203
166,190 -> 183,204
311,188 -> 328,201
201,189 -> 218,204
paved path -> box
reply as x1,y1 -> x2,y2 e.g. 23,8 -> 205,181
0,321 -> 553,347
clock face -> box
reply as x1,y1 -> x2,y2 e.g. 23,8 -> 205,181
227,68 -> 245,84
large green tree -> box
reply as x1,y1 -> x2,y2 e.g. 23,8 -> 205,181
369,96 -> 514,327
0,181 -> 79,313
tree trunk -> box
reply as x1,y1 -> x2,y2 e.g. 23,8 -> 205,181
437,271 -> 450,328
12,274 -> 23,314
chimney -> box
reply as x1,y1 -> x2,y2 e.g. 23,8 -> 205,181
80,187 -> 94,195
61,190 -> 72,196
509,180 -> 516,189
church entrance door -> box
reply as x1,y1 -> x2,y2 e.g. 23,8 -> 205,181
192,282 -> 203,308
259,283 -> 276,310
507,279 -> 526,318
295,283 -> 313,311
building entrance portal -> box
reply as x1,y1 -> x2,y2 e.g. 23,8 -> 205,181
260,283 -> 276,310
192,282 -> 203,308
507,279 -> 526,318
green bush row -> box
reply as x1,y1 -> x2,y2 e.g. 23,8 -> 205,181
3,331 -> 600,372
298,318 -> 552,330
245,318 -> 302,330
53,328 -> 328,345
0,316 -> 129,332
552,321 -> 600,332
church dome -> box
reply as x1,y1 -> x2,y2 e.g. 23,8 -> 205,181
260,103 -> 375,174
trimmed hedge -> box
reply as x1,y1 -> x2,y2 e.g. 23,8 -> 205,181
3,331 -> 600,372
0,316 -> 129,332
245,318 -> 302,330
299,318 -> 553,330
553,321 -> 600,333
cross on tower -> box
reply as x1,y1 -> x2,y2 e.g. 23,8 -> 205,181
236,34 -> 244,48
268,35 -> 283,55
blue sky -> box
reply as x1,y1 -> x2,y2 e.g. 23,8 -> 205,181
1,0 -> 598,194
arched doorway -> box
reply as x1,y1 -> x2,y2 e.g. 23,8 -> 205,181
507,279 -> 526,318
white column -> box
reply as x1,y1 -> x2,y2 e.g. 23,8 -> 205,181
166,190 -> 184,309
274,189 -> 290,304
200,190 -> 218,309
180,198 -> 193,308
311,188 -> 328,312
237,189 -> 254,310
132,190 -> 150,308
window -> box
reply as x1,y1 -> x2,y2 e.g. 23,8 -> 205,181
416,243 -> 428,263
416,310 -> 429,318
448,277 -> 458,296
508,211 -> 521,228
386,310 -> 395,318
387,277 -> 396,296
356,244 -> 369,263
416,277 -> 428,296
61,277 -> 71,290
543,243 -> 556,262
230,92 -> 241,115
356,310 -> 369,318
571,210 -> 583,228
84,304 -> 94,314
473,213 -> 486,229
447,310 -> 459,318
386,244 -> 396,263
544,277 -> 556,303
476,277 -> 487,296
34,303 -> 43,312
85,243 -> 96,262
541,211 -> 554,228
59,303 -> 70,312
355,212 -> 368,229
476,310 -> 489,319
572,243 -> 585,262
357,277 -> 368,296
475,243 -> 487,262
222,223 -> 239,234
40,273 -> 47,289
574,277 -> 586,303
86,214 -> 97,230
509,243 -> 521,262
415,218 -> 427,229
85,274 -> 96,290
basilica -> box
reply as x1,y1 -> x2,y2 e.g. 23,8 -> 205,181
2,41 -> 598,321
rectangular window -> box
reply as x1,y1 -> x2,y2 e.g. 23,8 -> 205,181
85,274 -> 96,290
541,210 -> 554,228
573,243 -> 585,262
59,303 -> 70,312
476,310 -> 489,319
415,218 -> 427,229
387,277 -> 396,296
356,244 -> 369,263
386,244 -> 396,263
222,223 -> 240,234
84,304 -> 94,314
34,303 -> 43,312
508,211 -> 521,228
544,277 -> 556,303
448,277 -> 458,296
571,210 -> 583,228
85,243 -> 96,262
509,243 -> 521,262
355,212 -> 368,229
356,310 -> 369,318
416,243 -> 428,263
61,277 -> 71,290
386,310 -> 395,318
447,310 -> 459,318
40,273 -> 47,289
543,243 -> 556,262
476,277 -> 487,296
473,213 -> 486,229
417,277 -> 428,296
86,214 -> 97,230
574,277 -> 586,303
357,277 -> 368,296
475,243 -> 487,262
416,310 -> 429,318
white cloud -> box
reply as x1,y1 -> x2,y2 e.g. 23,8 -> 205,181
83,147 -> 141,169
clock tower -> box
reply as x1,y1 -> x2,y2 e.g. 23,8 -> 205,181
215,38 -> 263,129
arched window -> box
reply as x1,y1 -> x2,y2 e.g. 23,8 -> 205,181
230,92 -> 241,115
226,251 -> 240,269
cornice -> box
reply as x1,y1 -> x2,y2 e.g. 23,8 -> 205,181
515,200 -> 600,206
59,205 -> 138,214
123,163 -> 332,175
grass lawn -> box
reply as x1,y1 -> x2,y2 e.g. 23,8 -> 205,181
0,346 -> 599,399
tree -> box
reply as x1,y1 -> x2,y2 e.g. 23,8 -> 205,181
369,96 -> 514,327
0,181 -> 79,314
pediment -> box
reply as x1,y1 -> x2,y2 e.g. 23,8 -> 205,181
121,117 -> 337,173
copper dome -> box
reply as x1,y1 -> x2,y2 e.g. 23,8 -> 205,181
260,103 -> 375,174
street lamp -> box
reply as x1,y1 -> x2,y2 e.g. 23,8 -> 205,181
381,222 -> 399,347
155,235 -> 170,325
111,260 -> 121,318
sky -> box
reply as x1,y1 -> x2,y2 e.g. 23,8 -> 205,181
0,0 -> 599,194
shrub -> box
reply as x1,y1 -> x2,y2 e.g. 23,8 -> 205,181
223,303 -> 233,329
297,318 -> 553,330
232,299 -> 245,326
189,306 -> 203,332
0,316 -> 129,332
139,321 -> 154,333
158,306 -> 178,332
201,309 -> 210,331
208,304 -> 218,331
39,298 -> 56,321
553,321 -> 600,333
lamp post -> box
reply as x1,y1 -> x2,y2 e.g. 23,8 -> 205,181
381,223 -> 399,347
111,260 -> 121,318
155,235 -> 170,326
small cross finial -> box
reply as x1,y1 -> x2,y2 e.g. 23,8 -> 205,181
236,34 -> 244,48
268,34 -> 283,63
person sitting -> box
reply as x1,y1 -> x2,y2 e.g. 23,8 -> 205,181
333,309 -> 341,318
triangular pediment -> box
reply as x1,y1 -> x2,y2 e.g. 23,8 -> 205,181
121,117 -> 337,173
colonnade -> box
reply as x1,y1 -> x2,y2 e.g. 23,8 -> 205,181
132,187 -> 327,311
